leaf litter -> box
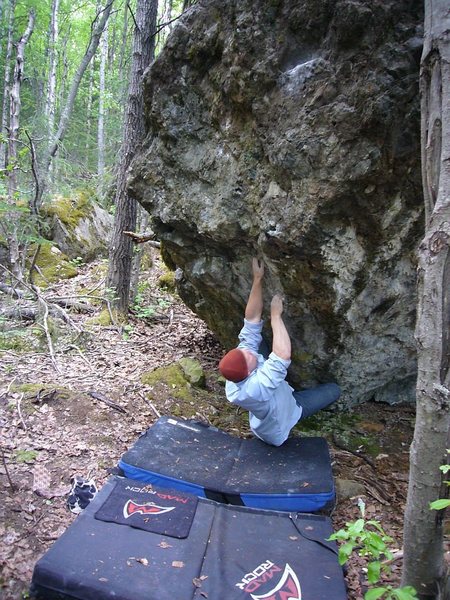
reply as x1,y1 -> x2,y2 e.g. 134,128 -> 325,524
0,251 -> 438,599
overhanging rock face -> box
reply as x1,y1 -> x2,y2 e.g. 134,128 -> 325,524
129,0 -> 424,406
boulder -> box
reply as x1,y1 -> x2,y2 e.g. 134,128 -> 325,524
129,0 -> 424,406
43,194 -> 113,261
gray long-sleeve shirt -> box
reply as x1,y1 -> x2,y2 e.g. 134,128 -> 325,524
225,319 -> 302,446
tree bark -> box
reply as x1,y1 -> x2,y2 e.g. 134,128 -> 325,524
5,8 -> 35,282
401,2 -> 450,598
0,0 -> 15,169
106,0 -> 157,315
97,20 -> 108,194
45,0 -> 59,151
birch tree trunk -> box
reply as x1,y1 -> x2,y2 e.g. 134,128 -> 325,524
118,0 -> 129,74
45,0 -> 59,150
401,2 -> 450,597
97,22 -> 108,195
5,9 -> 35,281
0,0 -> 15,169
106,0 -> 158,314
36,0 -> 114,208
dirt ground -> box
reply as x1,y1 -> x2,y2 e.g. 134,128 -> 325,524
0,252 -> 437,599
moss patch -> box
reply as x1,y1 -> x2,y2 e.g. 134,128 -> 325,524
14,449 -> 38,463
43,193 -> 92,229
294,409 -> 381,456
86,309 -> 114,327
0,329 -> 37,352
29,243 -> 78,287
158,271 -> 177,293
142,363 -> 195,403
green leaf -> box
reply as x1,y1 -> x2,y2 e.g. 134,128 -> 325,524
365,587 -> 387,600
327,529 -> 349,542
338,541 -> 354,565
430,499 -> 450,510
367,561 -> 381,584
392,586 -> 418,599
348,518 -> 365,535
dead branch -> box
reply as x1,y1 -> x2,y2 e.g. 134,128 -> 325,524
45,296 -> 96,313
1,448 -> 16,492
123,230 -> 160,247
0,282 -> 28,298
37,297 -> 61,374
332,434 -> 377,471
62,344 -> 93,370
353,474 -> 391,504
16,393 -> 27,431
28,243 -> 42,287
383,550 -> 404,565
0,306 -> 37,321
87,390 -> 128,414
137,391 -> 160,419
2,377 -> 17,399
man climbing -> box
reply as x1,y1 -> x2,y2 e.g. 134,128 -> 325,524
219,257 -> 340,446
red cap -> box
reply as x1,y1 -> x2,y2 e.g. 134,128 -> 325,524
219,349 -> 248,383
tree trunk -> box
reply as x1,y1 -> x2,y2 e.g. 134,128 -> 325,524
118,0 -> 129,74
85,58 -> 95,163
97,21 -> 108,195
0,0 -> 15,169
36,0 -> 114,208
401,2 -> 450,598
5,8 -> 35,282
106,0 -> 157,315
45,0 -> 59,152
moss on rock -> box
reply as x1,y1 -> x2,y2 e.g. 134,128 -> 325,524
0,329 -> 38,352
142,363 -> 195,402
179,358 -> 206,388
158,271 -> 177,293
29,243 -> 78,287
43,193 -> 92,229
86,309 -> 114,327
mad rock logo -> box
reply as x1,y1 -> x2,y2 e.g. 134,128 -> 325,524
123,500 -> 175,519
236,561 -> 302,600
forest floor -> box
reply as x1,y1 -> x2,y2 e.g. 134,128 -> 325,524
0,251 -> 444,599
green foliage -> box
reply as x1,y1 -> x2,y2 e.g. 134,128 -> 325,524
328,499 -> 417,600
122,323 -> 134,340
0,329 -> 34,352
133,292 -> 171,320
430,450 -> 450,510
15,449 -> 38,463
69,256 -> 85,268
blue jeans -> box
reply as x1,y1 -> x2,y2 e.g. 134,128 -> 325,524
293,383 -> 341,419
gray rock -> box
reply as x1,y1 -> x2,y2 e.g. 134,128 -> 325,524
129,0 -> 424,406
46,197 -> 113,261
335,478 -> 367,500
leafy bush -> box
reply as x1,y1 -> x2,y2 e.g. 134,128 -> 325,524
328,499 -> 417,600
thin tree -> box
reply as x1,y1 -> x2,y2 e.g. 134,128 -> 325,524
35,0 -> 114,209
401,1 -> 450,597
106,0 -> 158,314
97,18 -> 108,195
0,0 -> 16,169
45,0 -> 60,155
5,8 -> 35,281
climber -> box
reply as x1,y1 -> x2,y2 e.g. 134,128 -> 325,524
219,257 -> 340,446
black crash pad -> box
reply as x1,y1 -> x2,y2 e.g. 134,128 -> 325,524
118,416 -> 335,512
30,477 -> 347,600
